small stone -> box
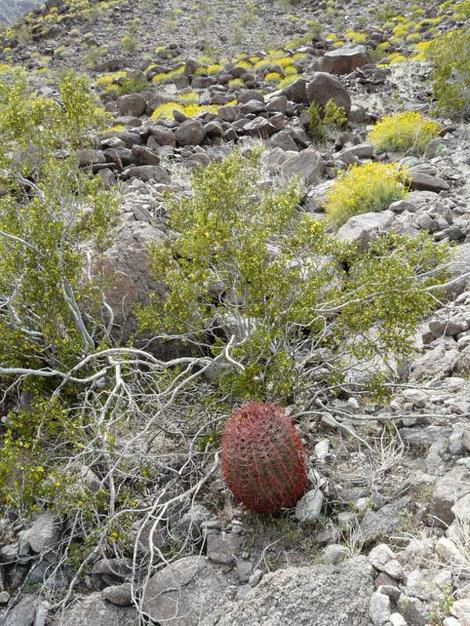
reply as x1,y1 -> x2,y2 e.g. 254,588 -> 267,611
249,568 -> 263,587
314,439 -> 330,462
368,544 -> 405,580
451,599 -> 470,623
370,591 -> 391,626
323,544 -> 348,565
102,583 -> 133,606
0,591 -> 10,604
295,489 -> 324,522
443,618 -> 461,626
24,512 -> 61,554
390,613 -> 407,626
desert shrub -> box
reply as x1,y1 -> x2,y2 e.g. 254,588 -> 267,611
138,149 -> 447,400
368,111 -> 442,154
0,69 -> 119,373
428,27 -> 470,118
325,162 -> 409,227
308,98 -> 348,140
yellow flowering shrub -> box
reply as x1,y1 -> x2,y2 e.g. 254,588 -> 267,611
325,162 -> 409,227
151,102 -> 219,121
368,111 -> 442,154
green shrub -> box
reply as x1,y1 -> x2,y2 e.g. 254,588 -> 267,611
428,27 -> 470,118
0,69 -> 119,372
325,162 -> 409,227
307,98 -> 348,140
137,150 -> 446,400
368,111 -> 442,154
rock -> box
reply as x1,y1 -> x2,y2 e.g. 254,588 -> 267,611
23,512 -> 61,554
338,143 -> 374,161
390,614 -> 407,626
452,494 -> 470,524
306,72 -> 351,115
177,504 -> 212,541
360,497 -> 411,544
295,489 -> 324,522
203,557 -> 374,626
2,595 -> 37,626
432,468 -> 470,527
121,165 -> 170,183
269,129 -> 299,152
320,45 -> 370,74
206,532 -> 239,565
323,544 -> 348,565
368,545 -> 405,580
443,618 -> 461,626
389,200 -> 417,213
410,339 -> 459,381
148,125 -> 176,146
336,211 -> 394,248
397,596 -> 427,626
118,94 -> 146,117
131,145 -> 160,166
102,583 -> 133,607
52,592 -> 138,625
451,599 -> 470,624
436,537 -> 466,569
281,78 -> 306,103
281,148 -> 323,185
370,591 -> 391,626
143,556 -> 229,626
408,171 -> 449,192
0,591 -> 10,604
92,221 -> 165,331
175,119 -> 205,146
92,558 -> 132,579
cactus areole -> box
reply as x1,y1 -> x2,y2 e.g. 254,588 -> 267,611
220,402 -> 308,513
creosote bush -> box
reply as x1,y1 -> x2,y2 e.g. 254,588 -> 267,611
138,149 -> 447,401
428,27 -> 470,119
368,111 -> 442,155
325,162 -> 409,227
221,402 -> 308,513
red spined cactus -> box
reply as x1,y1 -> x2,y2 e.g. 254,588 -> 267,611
220,402 -> 308,513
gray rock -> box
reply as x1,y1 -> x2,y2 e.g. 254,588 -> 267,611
410,339 -> 459,381
203,556 -> 374,626
281,148 -> 323,185
206,532 -> 239,565
306,72 -> 351,115
360,497 -> 411,544
432,468 -> 470,527
336,211 -> 394,248
409,171 -> 449,192
390,613 -> 407,626
23,512 -> 61,554
0,591 -> 10,604
148,125 -> 176,146
3,595 -> 37,626
451,599 -> 470,623
295,489 -> 324,522
368,545 -> 404,580
118,94 -> 146,117
281,78 -> 306,103
121,165 -> 170,183
323,544 -> 348,565
370,591 -> 391,626
397,596 -> 427,626
320,45 -> 370,74
269,129 -> 299,152
177,504 -> 212,541
52,592 -> 138,625
175,119 -> 205,146
102,583 -> 133,607
143,556 -> 229,626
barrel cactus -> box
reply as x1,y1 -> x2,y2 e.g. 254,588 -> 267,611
220,402 -> 308,513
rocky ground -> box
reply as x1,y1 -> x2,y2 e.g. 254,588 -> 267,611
1,0 -> 470,625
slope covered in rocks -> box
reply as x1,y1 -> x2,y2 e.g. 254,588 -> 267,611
0,1 -> 470,625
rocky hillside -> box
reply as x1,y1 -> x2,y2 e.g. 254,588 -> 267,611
0,0 -> 470,625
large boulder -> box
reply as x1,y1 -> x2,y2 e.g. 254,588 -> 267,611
142,556 -> 230,626
175,119 -> 205,146
320,45 -> 370,74
203,557 -> 374,626
306,72 -> 351,116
